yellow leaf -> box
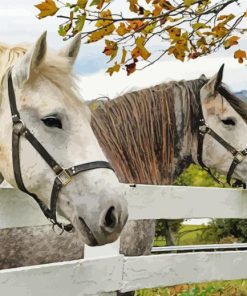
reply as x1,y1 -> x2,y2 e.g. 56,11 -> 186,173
106,62 -> 120,76
96,10 -> 113,27
88,23 -> 115,42
121,48 -> 127,64
77,0 -> 87,9
183,0 -> 196,7
116,23 -> 130,36
35,0 -> 59,19
167,27 -> 181,40
142,22 -> 156,34
131,37 -> 150,60
192,23 -> 209,31
234,49 -> 246,63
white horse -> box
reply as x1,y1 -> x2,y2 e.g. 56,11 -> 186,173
0,32 -> 128,247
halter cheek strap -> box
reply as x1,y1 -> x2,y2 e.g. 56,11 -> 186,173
8,71 -> 114,232
197,87 -> 247,189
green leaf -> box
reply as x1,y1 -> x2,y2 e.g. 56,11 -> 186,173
90,0 -> 100,6
74,14 -> 86,33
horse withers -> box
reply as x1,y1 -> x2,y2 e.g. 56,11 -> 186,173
0,32 -> 128,247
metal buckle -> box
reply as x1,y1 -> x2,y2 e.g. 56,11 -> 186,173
199,124 -> 208,134
57,169 -> 72,186
234,152 -> 245,163
13,119 -> 26,134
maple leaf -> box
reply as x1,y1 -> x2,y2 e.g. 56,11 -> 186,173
35,0 -> 59,19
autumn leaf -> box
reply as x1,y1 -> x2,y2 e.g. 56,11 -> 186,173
88,24 -> 115,42
77,0 -> 87,9
131,37 -> 150,60
89,10 -> 115,42
184,0 -> 196,7
234,49 -> 247,63
223,36 -> 240,49
192,23 -> 209,31
121,48 -> 127,64
116,23 -> 130,36
103,40 -> 118,61
106,62 -> 120,76
73,14 -> 86,34
129,0 -> 139,13
128,20 -> 145,32
35,0 -> 59,19
167,27 -> 181,40
153,4 -> 163,17
126,60 -> 137,75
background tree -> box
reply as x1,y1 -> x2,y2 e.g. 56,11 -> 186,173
35,0 -> 247,75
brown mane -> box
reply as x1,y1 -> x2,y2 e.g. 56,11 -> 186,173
91,80 -> 199,185
90,79 -> 247,185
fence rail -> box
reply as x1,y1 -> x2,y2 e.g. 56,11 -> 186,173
1,184 -> 247,229
1,184 -> 247,295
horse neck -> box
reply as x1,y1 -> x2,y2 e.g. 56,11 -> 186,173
169,79 -> 206,181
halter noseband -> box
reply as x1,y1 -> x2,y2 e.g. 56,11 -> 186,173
7,71 -> 114,232
197,85 -> 247,189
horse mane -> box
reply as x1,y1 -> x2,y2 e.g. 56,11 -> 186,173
0,43 -> 79,99
91,79 -> 205,185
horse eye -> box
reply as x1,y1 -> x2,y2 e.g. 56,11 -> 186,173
41,116 -> 62,129
221,118 -> 236,126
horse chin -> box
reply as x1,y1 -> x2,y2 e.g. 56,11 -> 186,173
74,216 -> 99,246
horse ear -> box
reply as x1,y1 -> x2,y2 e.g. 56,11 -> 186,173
199,74 -> 207,80
200,64 -> 225,102
13,31 -> 47,88
59,33 -> 81,64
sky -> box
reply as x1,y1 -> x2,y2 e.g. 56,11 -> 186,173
0,0 -> 247,100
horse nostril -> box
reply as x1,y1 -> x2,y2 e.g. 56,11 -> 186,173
104,207 -> 117,229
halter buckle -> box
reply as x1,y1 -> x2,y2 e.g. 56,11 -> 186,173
13,119 -> 26,134
234,152 -> 245,164
199,124 -> 208,134
57,169 -> 72,186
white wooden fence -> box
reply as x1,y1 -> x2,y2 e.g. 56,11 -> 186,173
1,184 -> 247,295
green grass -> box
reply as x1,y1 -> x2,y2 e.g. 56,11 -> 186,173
136,224 -> 247,296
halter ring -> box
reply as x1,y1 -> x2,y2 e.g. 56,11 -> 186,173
57,169 -> 72,186
234,152 -> 245,164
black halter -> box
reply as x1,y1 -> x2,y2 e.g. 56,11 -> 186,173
197,85 -> 247,189
7,71 -> 114,232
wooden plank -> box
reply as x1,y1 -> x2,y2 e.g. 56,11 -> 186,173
2,184 -> 247,229
125,185 -> 247,220
85,239 -> 120,259
0,187 -> 67,229
0,255 -> 123,296
121,251 -> 247,292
